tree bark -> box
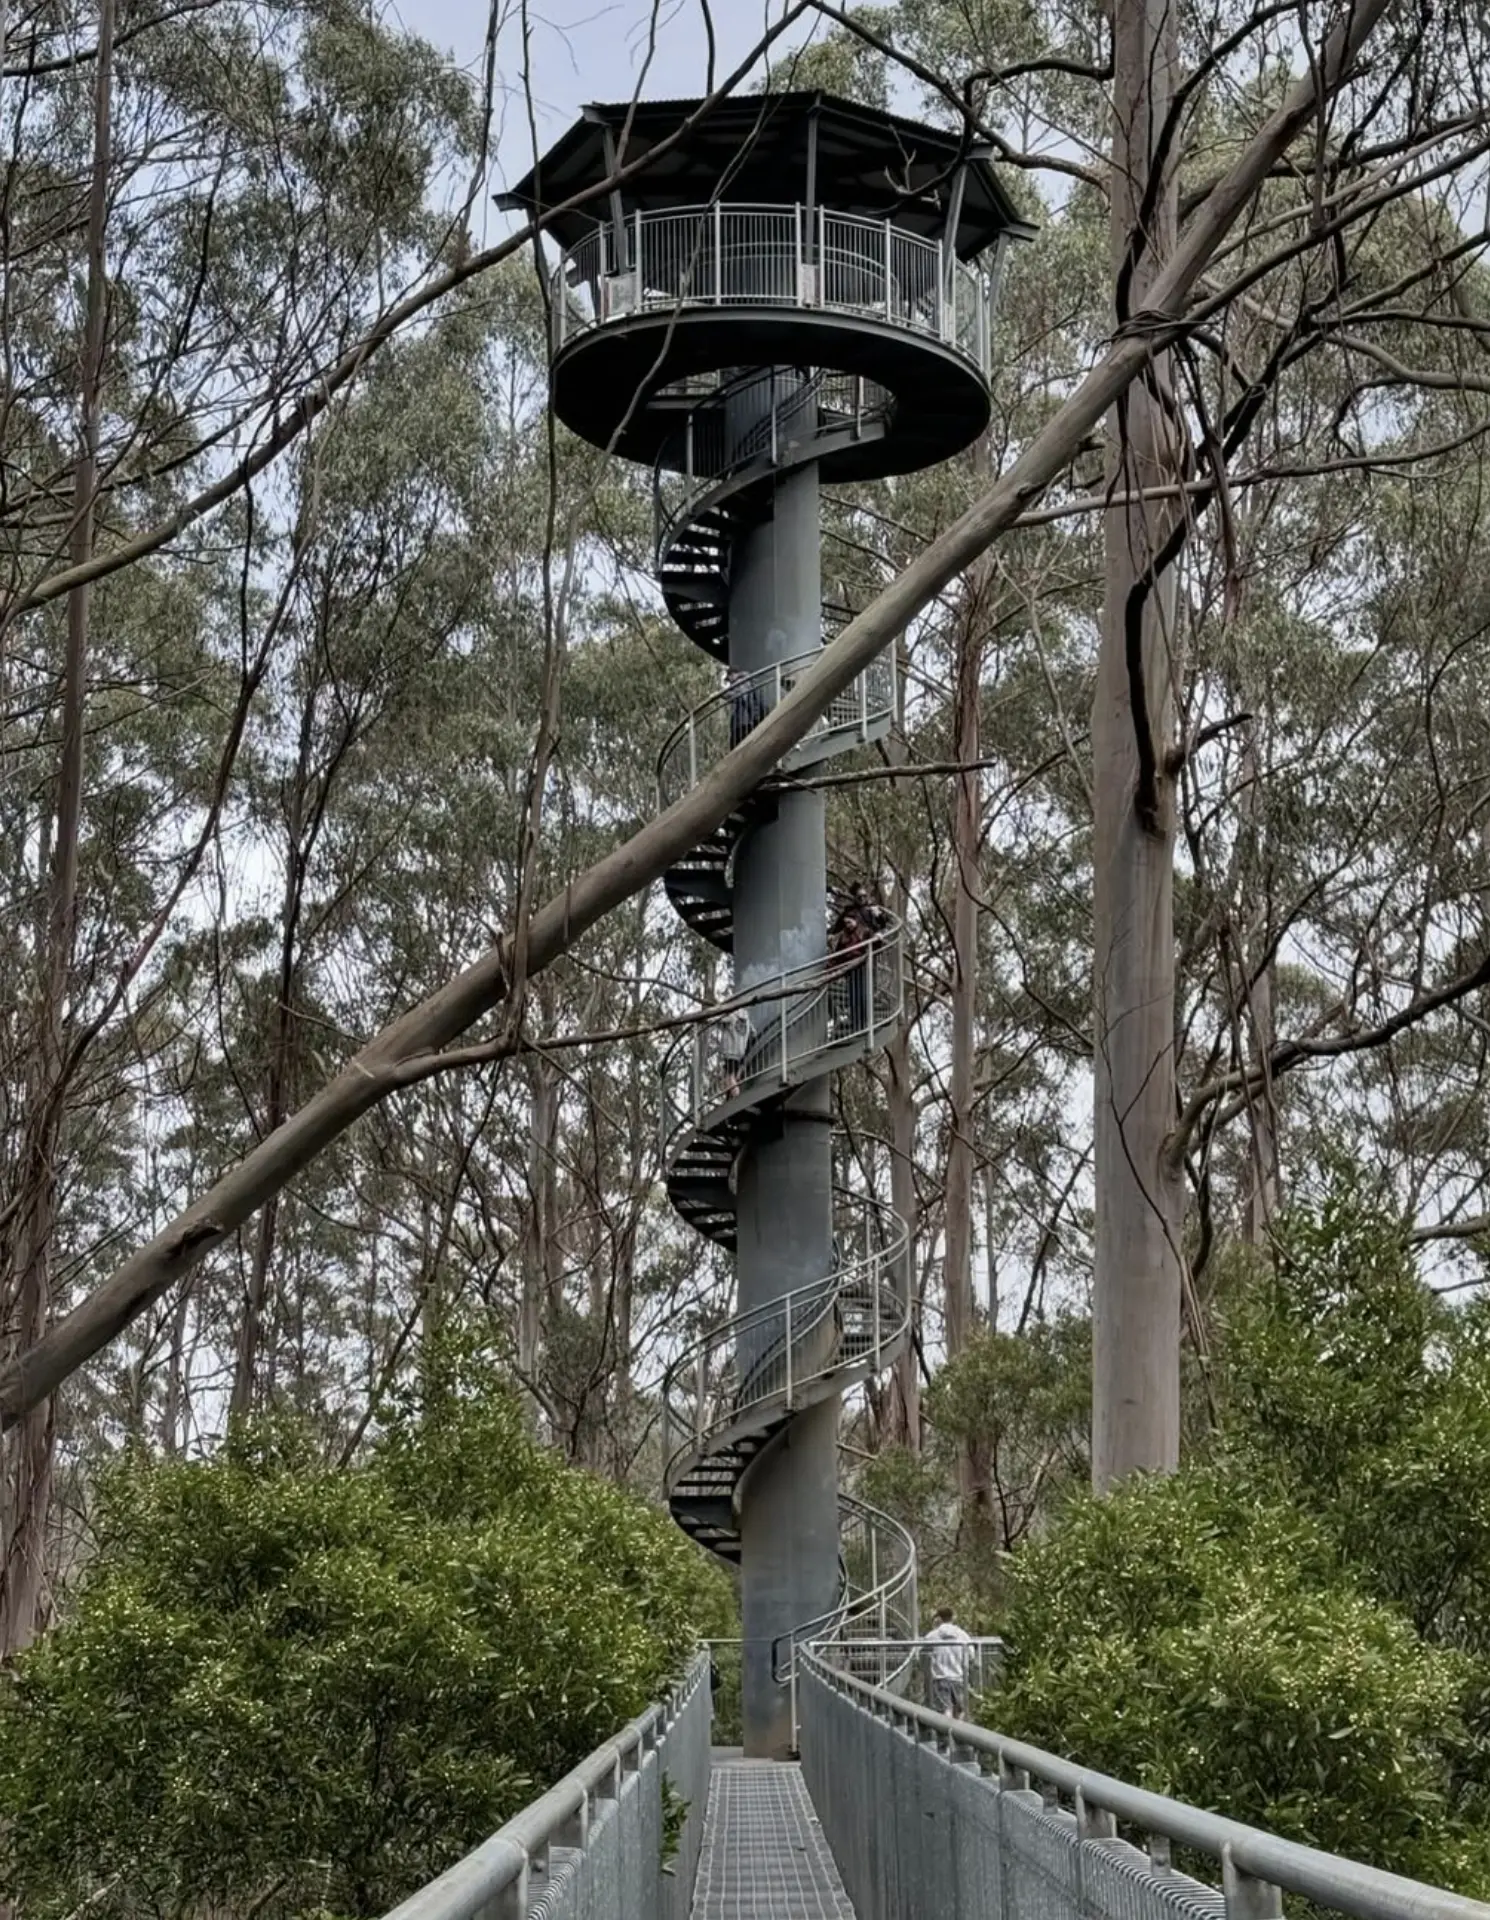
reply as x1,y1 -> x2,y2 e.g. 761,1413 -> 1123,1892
1091,0 -> 1185,1492
944,596 -> 986,1513
230,712 -> 314,1419
1240,719 -> 1280,1241
0,0 -> 113,1653
885,1019 -> 921,1450
0,0 -> 1400,1428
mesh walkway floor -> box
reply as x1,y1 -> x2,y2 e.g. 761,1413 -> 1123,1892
690,1759 -> 857,1918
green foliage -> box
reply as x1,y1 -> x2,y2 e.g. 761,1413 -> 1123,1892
659,1777 -> 690,1875
0,1346 -> 732,1920
997,1473 -> 1483,1886
989,1173 -> 1490,1897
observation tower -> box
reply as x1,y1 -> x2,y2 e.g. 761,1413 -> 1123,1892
506,91 -> 1031,1757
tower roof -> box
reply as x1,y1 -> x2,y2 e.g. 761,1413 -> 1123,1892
499,92 -> 1036,262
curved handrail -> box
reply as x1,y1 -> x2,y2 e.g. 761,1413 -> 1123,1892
659,922 -> 903,1150
652,363 -> 892,556
656,649 -> 895,809
550,202 -> 992,372
773,1494 -> 917,1683
661,1191 -> 909,1494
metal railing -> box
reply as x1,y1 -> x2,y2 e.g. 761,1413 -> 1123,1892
815,1633 -> 1007,1698
774,1493 -> 918,1688
798,1656 -> 1490,1920
652,363 -> 891,538
550,203 -> 992,372
659,923 -> 903,1146
656,649 -> 895,808
661,1192 -> 909,1493
380,1653 -> 711,1920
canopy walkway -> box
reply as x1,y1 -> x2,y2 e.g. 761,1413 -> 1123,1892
382,1643 -> 1490,1920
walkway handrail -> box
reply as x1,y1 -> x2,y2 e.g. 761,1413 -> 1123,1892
380,1653 -> 711,1920
661,1191 -> 909,1493
550,202 -> 992,370
656,648 -> 895,809
799,1654 -> 1490,1920
658,922 -> 904,1147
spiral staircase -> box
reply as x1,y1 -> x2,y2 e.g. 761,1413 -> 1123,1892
647,363 -> 922,1697
511,127 -> 1026,1736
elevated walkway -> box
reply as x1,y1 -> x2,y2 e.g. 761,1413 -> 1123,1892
690,1756 -> 854,1920
381,1649 -> 1490,1920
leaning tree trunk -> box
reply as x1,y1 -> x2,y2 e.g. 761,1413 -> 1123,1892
1091,0 -> 1185,1492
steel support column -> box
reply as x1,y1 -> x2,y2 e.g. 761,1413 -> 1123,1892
726,383 -> 838,1757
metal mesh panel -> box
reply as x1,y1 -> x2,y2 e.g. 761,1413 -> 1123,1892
910,1733 -> 957,1920
661,1669 -> 712,1920
527,1845 -> 582,1920
1081,1837 -> 1227,1920
948,1762 -> 1002,1920
1002,1788 -> 1082,1920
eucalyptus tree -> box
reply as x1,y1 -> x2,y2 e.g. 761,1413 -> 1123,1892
6,0 -> 1477,1569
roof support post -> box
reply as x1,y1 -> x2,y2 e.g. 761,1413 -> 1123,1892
598,120 -> 629,272
943,159 -> 969,313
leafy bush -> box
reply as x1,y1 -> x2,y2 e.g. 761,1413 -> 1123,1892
0,1347 -> 732,1920
996,1472 -> 1482,1886
989,1174 -> 1490,1898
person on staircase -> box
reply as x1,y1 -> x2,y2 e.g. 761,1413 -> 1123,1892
727,666 -> 766,749
829,882 -> 890,1037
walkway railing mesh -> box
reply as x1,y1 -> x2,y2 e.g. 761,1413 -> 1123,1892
378,1654 -> 711,1920
798,1655 -> 1490,1920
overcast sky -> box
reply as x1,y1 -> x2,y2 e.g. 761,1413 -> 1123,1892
401,0 -> 819,219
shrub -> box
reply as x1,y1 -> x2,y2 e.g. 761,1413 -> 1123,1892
0,1347 -> 732,1920
996,1470 -> 1483,1888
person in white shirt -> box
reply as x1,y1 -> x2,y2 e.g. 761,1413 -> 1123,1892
924,1607 -> 974,1719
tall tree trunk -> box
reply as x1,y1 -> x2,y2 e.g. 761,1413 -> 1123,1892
885,1020 -> 921,1451
1240,719 -> 1280,1241
518,1047 -> 560,1414
944,598 -> 987,1515
1091,0 -> 1184,1492
0,0 -> 113,1655
230,737 -> 312,1420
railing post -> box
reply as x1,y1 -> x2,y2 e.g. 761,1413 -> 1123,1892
883,217 -> 893,320
794,202 -> 804,304
872,1253 -> 882,1373
779,988 -> 789,1082
633,208 -> 642,306
691,1022 -> 703,1122
858,665 -> 869,740
685,411 -> 694,482
1076,1789 -> 1117,1841
1222,1853 -> 1283,1919
713,200 -> 722,305
784,1294 -> 794,1410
